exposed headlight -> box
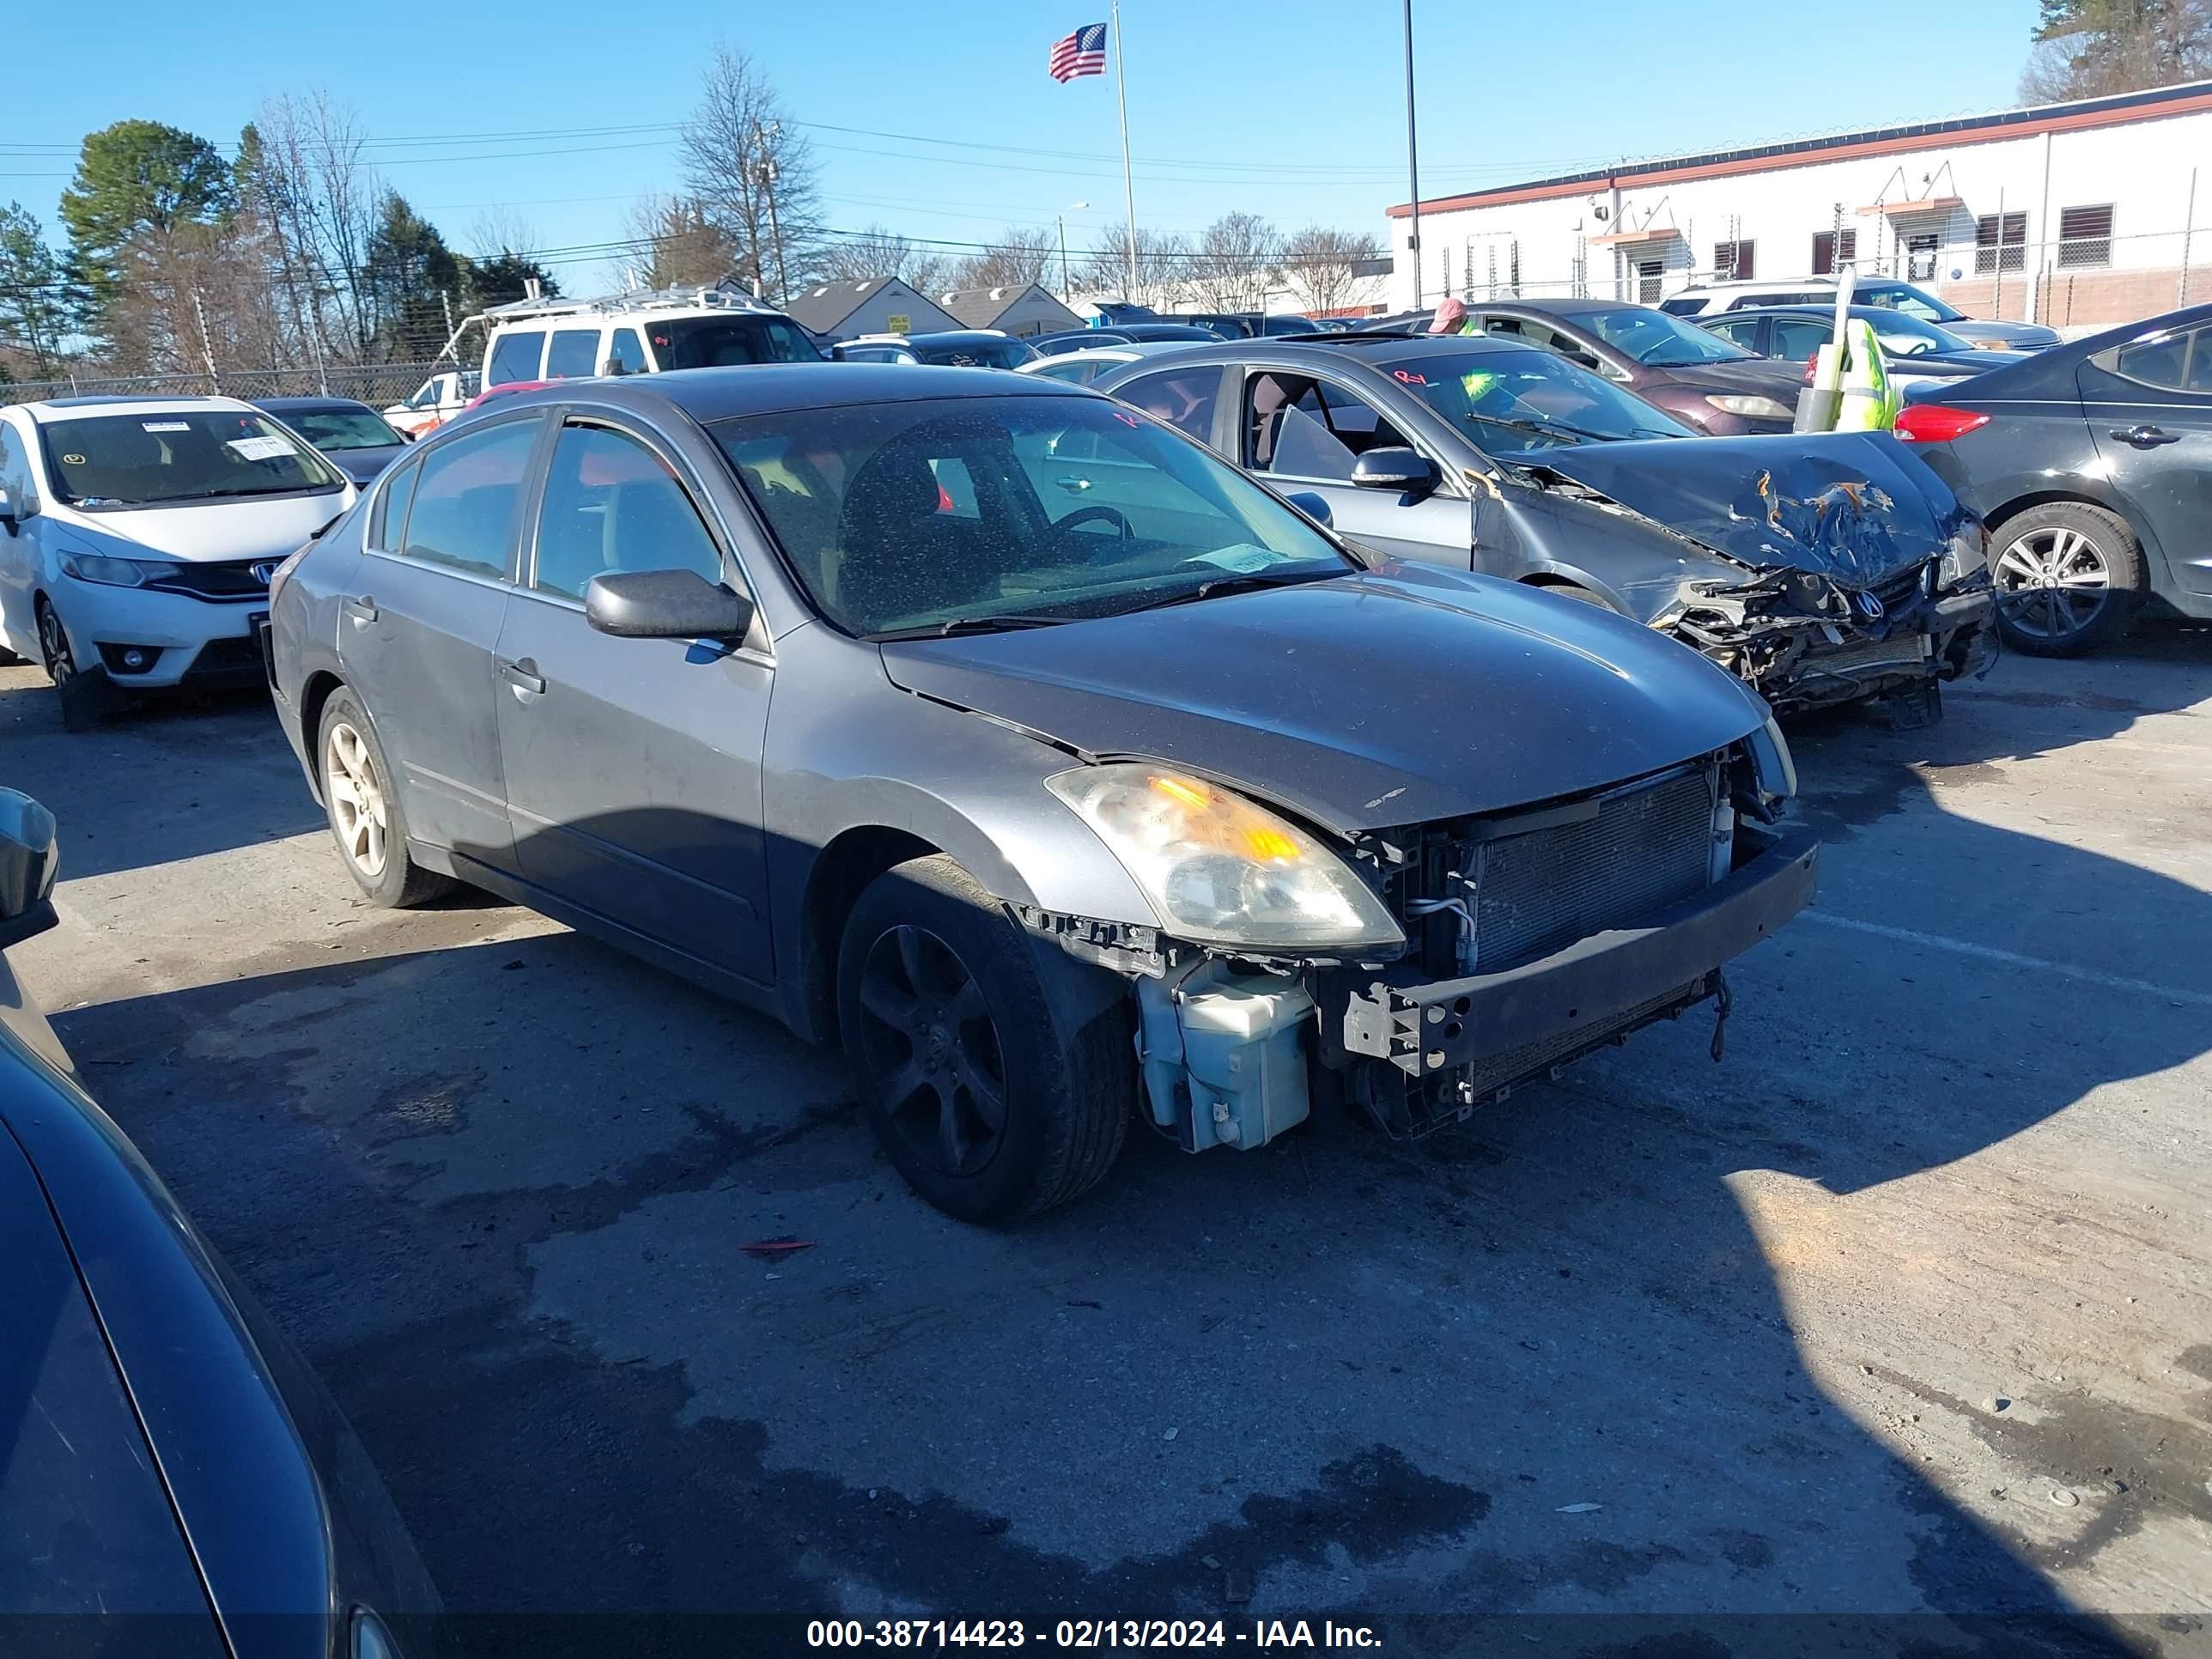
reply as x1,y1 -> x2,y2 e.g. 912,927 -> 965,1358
59,552 -> 174,587
1705,394 -> 1795,421
1939,526 -> 1989,586
1046,763 -> 1404,951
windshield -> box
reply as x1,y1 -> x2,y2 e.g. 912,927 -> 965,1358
649,315 -> 823,368
40,410 -> 346,507
274,407 -> 404,451
715,395 -> 1352,638
912,337 -> 1039,369
1855,283 -> 1966,324
1580,307 -> 1753,367
1382,349 -> 1692,450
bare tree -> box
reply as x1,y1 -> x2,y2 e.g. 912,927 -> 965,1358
240,93 -> 379,358
950,227 -> 1056,290
621,194 -> 739,290
679,46 -> 821,301
469,205 -> 541,264
815,223 -> 956,295
1188,213 -> 1281,311
1280,225 -> 1386,315
1077,224 -> 1194,309
105,216 -> 290,379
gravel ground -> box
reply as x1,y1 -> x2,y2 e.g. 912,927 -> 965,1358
3,635 -> 2209,1657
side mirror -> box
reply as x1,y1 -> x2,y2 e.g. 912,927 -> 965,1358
0,789 -> 60,950
1351,447 -> 1440,499
598,357 -> 624,377
585,568 -> 756,643
1283,489 -> 1334,529
0,487 -> 20,532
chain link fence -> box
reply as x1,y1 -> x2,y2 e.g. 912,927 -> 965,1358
1,361 -> 450,409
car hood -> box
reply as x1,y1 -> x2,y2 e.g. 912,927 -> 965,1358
1650,356 -> 1806,397
1942,319 -> 2060,349
878,563 -> 1767,833
1500,431 -> 1950,586
54,491 -> 351,563
327,446 -> 405,485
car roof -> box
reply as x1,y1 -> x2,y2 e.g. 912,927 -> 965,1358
253,396 -> 378,412
493,363 -> 1090,424
13,394 -> 258,422
1469,296 -> 1632,318
1128,334 -> 1527,363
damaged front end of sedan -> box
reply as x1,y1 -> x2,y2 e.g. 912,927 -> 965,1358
1494,436 -> 1998,723
1012,726 -> 1814,1158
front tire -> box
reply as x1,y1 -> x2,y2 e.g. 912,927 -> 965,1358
836,854 -> 1131,1224
1988,502 -> 2146,658
316,687 -> 451,908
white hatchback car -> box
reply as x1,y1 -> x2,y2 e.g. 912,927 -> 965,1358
0,396 -> 356,726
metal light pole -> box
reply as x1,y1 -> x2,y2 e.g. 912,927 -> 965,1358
1060,201 -> 1089,301
1402,0 -> 1423,309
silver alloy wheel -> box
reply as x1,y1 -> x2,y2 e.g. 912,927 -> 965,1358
1993,526 -> 2112,643
38,605 -> 73,687
323,720 -> 390,878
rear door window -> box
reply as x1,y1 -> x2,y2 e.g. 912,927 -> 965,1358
2110,331 -> 2190,391
1243,372 -> 1413,482
545,328 -> 602,380
1111,368 -> 1224,444
487,330 -> 546,386
1770,319 -> 1832,362
1705,317 -> 1765,350
400,417 -> 542,579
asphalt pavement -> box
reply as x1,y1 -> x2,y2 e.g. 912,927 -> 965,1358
3,635 -> 2209,1657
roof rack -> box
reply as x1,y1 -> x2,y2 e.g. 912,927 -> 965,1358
435,280 -> 783,362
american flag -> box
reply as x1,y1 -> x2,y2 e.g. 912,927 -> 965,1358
1048,21 -> 1108,81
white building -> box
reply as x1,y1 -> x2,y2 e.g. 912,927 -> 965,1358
1386,79 -> 2212,330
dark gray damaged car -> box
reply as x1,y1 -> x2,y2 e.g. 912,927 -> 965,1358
264,365 -> 1817,1222
1094,334 -> 1999,721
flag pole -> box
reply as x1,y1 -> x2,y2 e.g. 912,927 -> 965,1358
1112,0 -> 1139,300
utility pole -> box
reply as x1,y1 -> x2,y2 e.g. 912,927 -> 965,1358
1110,0 -> 1138,299
754,123 -> 789,304
1402,0 -> 1423,309
191,287 -> 222,394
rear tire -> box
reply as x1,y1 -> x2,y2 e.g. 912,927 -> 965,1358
1534,581 -> 1617,611
1988,502 -> 2146,658
315,687 -> 452,908
836,854 -> 1131,1224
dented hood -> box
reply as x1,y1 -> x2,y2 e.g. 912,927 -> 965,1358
879,564 -> 1768,834
1507,431 -> 1953,586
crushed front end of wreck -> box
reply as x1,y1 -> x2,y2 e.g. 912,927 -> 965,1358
1488,433 -> 1997,721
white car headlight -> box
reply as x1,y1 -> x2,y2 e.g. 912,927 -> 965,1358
60,552 -> 174,588
1939,526 -> 1988,586
1705,394 -> 1796,421
1047,763 -> 1404,952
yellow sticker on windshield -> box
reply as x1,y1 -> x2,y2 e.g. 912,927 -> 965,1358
1458,372 -> 1498,401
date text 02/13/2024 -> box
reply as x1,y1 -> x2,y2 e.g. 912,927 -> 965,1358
805,1620 -> 1384,1649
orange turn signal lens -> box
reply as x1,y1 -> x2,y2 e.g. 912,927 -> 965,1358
1149,774 -> 1212,810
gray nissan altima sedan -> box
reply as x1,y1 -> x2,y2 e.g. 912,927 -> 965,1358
264,365 -> 1817,1224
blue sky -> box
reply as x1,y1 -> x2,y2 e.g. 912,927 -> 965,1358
5,0 -> 2040,290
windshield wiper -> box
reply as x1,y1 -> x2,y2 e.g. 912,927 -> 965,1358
869,613 -> 1075,641
1112,568 -> 1339,617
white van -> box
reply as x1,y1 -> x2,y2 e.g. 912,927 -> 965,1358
471,284 -> 822,391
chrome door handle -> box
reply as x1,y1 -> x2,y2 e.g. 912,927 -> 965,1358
498,658 -> 546,696
2108,424 -> 2179,447
343,596 -> 379,623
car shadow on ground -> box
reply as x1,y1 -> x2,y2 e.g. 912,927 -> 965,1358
34,651 -> 2212,1657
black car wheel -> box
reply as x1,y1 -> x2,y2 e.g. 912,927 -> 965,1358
36,599 -> 74,690
1989,502 -> 2146,658
316,687 -> 452,908
837,854 -> 1129,1223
